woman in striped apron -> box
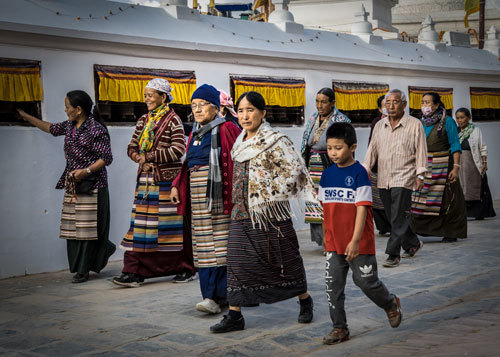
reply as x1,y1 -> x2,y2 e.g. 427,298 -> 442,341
171,84 -> 241,314
411,92 -> 467,242
113,78 -> 195,287
301,88 -> 350,248
18,90 -> 115,283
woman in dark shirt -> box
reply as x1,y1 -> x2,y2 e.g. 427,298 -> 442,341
18,90 -> 115,283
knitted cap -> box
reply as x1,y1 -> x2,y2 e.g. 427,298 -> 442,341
191,84 -> 220,108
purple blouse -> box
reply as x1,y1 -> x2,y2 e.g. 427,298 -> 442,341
50,117 -> 113,192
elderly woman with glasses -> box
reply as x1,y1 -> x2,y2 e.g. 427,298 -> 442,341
172,84 -> 241,314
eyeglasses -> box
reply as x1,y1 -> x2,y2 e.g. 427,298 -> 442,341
191,102 -> 211,110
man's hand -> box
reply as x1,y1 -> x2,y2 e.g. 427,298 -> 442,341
415,177 -> 424,191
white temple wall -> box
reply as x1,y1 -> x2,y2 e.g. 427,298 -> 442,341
1,43 -> 499,278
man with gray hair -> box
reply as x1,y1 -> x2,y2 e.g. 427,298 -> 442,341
364,89 -> 427,267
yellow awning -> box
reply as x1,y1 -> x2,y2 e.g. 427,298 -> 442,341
470,87 -> 500,109
409,86 -> 453,110
0,58 -> 42,102
232,76 -> 305,107
95,65 -> 196,105
333,82 -> 389,111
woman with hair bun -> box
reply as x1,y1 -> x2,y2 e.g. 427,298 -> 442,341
301,88 -> 350,249
455,107 -> 495,220
18,90 -> 115,283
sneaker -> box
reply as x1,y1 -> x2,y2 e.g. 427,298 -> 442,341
173,271 -> 194,283
298,297 -> 314,323
323,328 -> 350,345
401,241 -> 424,258
72,273 -> 89,283
382,256 -> 400,268
210,314 -> 245,333
196,298 -> 221,314
385,296 -> 402,328
112,273 -> 144,288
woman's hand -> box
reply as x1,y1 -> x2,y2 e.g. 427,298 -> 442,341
142,163 -> 153,172
17,108 -> 29,121
482,162 -> 488,175
448,167 -> 459,182
69,169 -> 88,182
171,186 -> 180,204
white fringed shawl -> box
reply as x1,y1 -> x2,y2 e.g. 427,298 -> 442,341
231,121 -> 322,230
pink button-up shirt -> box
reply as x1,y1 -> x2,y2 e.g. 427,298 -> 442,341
364,114 -> 428,190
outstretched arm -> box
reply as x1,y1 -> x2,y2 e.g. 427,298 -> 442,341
17,109 -> 51,133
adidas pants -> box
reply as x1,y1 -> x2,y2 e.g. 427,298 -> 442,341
325,252 -> 394,329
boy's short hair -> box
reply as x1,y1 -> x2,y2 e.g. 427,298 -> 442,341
326,122 -> 357,147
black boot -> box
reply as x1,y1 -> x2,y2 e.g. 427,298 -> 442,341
298,296 -> 314,323
210,314 -> 245,333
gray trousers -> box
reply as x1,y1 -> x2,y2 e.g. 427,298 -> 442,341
380,187 -> 420,257
310,223 -> 323,246
326,252 -> 394,329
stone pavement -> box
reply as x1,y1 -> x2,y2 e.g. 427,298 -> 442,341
1,202 -> 499,357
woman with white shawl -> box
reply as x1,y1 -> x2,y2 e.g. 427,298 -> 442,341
210,91 -> 322,333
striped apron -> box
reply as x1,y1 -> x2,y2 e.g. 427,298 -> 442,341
190,165 -> 230,268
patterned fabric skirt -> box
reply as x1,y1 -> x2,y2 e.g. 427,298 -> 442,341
61,189 -> 99,240
459,150 -> 481,201
121,173 -> 183,252
65,188 -> 116,274
227,219 -> 308,307
305,152 -> 324,224
190,165 -> 230,268
411,151 -> 449,216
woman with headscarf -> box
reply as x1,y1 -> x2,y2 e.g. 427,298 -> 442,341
411,92 -> 467,243
219,89 -> 240,128
112,78 -> 195,287
210,91 -> 321,333
455,108 -> 496,220
171,84 -> 241,314
17,90 -> 115,283
301,88 -> 350,249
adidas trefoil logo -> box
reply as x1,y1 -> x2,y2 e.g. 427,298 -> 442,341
359,265 -> 373,277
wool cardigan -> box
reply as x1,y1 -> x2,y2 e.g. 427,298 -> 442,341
127,109 -> 185,184
172,120 -> 241,216
466,125 -> 488,174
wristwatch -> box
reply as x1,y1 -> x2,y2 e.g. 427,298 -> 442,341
86,167 -> 92,174
417,175 -> 424,180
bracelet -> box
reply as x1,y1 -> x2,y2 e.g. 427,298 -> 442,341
453,164 -> 461,168
86,167 -> 92,174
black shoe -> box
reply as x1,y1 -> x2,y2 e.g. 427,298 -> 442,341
72,273 -> 89,283
173,271 -> 195,283
298,296 -> 314,323
210,314 -> 245,333
112,273 -> 144,287
442,237 -> 457,243
383,255 -> 401,268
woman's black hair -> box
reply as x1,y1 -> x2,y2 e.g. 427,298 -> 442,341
317,87 -> 335,102
154,90 -> 170,104
455,107 -> 471,118
422,92 -> 445,108
377,94 -> 385,109
66,90 -> 108,131
235,91 -> 266,111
